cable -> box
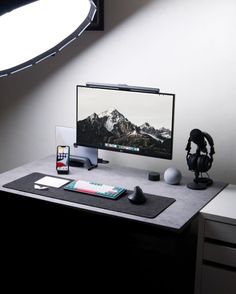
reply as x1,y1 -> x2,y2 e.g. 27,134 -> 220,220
98,158 -> 109,164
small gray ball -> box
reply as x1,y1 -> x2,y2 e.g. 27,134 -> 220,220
164,167 -> 182,185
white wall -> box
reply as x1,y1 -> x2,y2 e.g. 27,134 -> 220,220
0,0 -> 236,184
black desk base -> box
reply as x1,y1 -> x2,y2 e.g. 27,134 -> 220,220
1,192 -> 196,293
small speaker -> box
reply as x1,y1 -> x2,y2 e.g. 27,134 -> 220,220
164,167 -> 182,185
148,171 -> 160,181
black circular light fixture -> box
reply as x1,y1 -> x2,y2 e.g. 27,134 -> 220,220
0,0 -> 96,77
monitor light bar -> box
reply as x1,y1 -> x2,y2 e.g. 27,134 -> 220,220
86,82 -> 160,93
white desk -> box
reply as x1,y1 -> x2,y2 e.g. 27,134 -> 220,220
195,185 -> 236,294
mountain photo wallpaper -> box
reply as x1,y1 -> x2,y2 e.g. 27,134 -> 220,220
77,107 -> 173,159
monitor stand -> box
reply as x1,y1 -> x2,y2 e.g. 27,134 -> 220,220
69,155 -> 97,170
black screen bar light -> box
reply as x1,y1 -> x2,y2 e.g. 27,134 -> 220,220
0,0 -> 96,77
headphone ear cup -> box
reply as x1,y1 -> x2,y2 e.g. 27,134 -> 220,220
187,153 -> 198,171
197,155 -> 212,172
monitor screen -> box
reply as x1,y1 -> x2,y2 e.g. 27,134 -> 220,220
76,85 -> 175,159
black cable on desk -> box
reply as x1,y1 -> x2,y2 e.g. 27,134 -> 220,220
98,158 -> 109,164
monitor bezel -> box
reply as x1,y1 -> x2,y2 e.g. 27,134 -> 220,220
76,84 -> 175,160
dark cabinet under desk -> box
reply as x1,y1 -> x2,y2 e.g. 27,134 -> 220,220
0,155 -> 227,293
1,192 -> 197,293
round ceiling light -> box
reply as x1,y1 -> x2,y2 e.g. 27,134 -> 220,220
0,0 -> 96,77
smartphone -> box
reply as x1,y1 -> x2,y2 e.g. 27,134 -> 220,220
56,145 -> 70,174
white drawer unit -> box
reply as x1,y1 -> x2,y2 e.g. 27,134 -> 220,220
195,185 -> 236,294
205,220 -> 236,244
201,265 -> 236,294
203,242 -> 236,268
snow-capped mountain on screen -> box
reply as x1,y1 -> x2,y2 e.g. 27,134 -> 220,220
77,108 -> 172,158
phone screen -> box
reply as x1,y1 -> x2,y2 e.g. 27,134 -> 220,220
56,145 -> 70,173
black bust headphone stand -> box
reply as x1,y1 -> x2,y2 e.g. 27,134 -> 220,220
187,147 -> 211,190
185,129 -> 215,190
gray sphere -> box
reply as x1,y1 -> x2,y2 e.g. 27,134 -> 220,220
164,167 -> 182,185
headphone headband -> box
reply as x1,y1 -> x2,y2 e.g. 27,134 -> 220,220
186,129 -> 214,152
202,132 -> 215,158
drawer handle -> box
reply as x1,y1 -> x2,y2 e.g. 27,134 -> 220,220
203,260 -> 236,272
205,237 -> 236,249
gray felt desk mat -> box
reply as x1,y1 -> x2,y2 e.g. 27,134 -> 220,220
3,172 -> 176,219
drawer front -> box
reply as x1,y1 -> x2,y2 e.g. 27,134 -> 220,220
201,264 -> 236,294
205,220 -> 236,244
203,242 -> 236,268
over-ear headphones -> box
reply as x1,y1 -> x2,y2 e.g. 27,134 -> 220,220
185,129 -> 215,173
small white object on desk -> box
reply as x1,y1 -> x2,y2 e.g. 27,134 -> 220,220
34,184 -> 49,190
34,176 -> 70,188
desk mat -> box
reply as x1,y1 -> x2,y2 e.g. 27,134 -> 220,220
3,173 -> 176,219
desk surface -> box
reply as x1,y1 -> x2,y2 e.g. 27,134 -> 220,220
0,155 -> 227,232
200,184 -> 236,225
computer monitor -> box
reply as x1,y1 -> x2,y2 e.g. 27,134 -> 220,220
76,84 -> 175,160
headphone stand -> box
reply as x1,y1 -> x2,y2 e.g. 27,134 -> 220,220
186,129 -> 215,190
187,181 -> 207,190
187,171 -> 207,190
198,177 -> 213,186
